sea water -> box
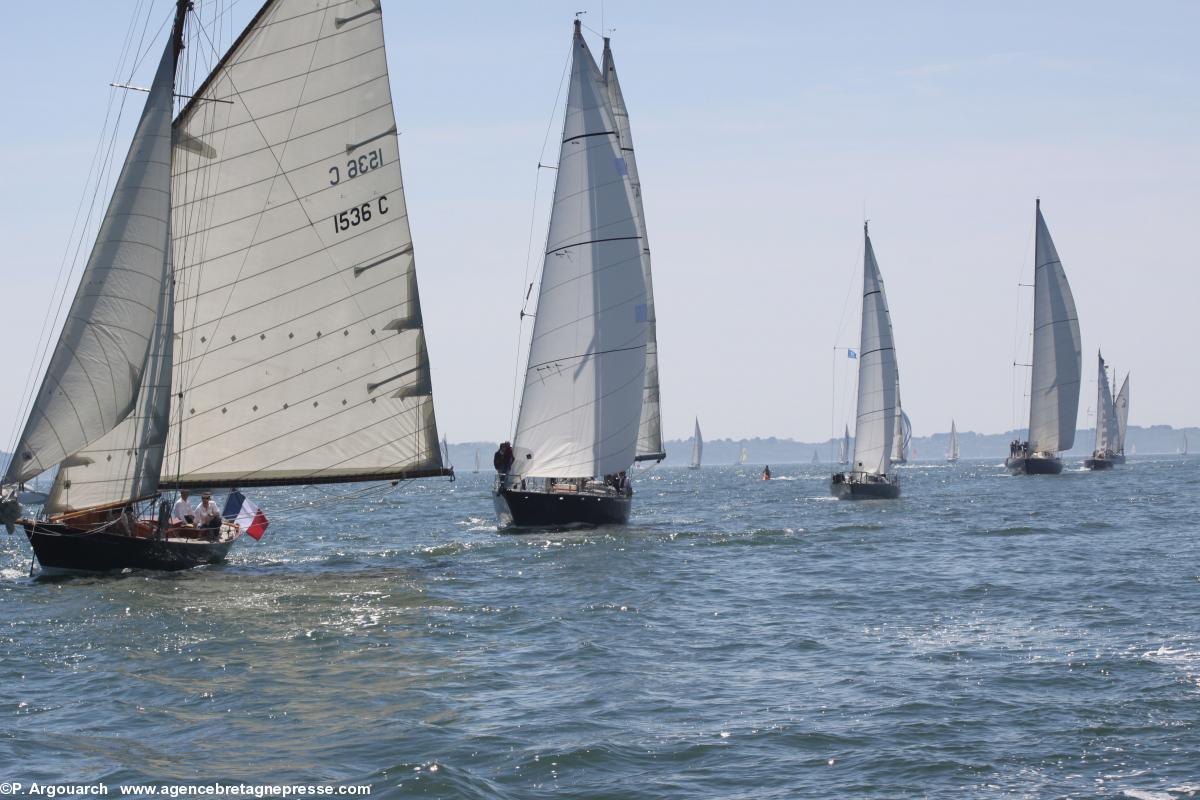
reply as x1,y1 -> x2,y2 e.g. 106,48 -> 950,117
2,458 -> 1199,798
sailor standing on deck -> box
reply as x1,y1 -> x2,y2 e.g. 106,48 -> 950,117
171,490 -> 195,525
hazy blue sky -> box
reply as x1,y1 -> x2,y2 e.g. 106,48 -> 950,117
0,1 -> 1196,448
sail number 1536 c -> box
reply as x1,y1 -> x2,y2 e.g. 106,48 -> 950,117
331,195 -> 388,233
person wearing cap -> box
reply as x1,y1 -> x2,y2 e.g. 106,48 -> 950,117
194,492 -> 222,532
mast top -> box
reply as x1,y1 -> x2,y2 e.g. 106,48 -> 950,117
172,0 -> 191,64
574,18 -> 582,35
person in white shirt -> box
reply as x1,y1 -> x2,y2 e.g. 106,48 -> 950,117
171,490 -> 195,525
194,493 -> 222,531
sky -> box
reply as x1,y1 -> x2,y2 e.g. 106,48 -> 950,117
0,1 -> 1196,448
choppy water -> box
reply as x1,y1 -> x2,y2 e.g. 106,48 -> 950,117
3,457 -> 1200,798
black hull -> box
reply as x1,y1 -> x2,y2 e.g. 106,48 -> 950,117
830,476 -> 901,500
24,522 -> 236,573
1005,455 -> 1063,475
493,488 -> 631,528
1084,457 -> 1116,471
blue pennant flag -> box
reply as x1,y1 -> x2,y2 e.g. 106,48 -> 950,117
847,349 -> 857,359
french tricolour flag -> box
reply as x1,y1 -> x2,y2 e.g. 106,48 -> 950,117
222,491 -> 269,541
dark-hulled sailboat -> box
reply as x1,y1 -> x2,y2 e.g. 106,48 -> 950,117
1006,200 -> 1082,475
1085,353 -> 1129,470
493,22 -> 658,528
832,223 -> 901,500
1,0 -> 450,572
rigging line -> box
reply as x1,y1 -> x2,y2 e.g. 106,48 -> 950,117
3,1 -> 161,465
509,38 -> 575,440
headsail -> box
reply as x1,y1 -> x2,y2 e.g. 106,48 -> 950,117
165,0 -> 446,488
850,225 -> 898,477
690,418 -> 703,468
4,42 -> 178,488
1115,374 -> 1130,454
602,38 -> 663,464
511,22 -> 647,480
1027,201 -> 1082,453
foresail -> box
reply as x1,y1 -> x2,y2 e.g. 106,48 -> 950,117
1027,202 -> 1082,453
46,264 -> 175,513
4,43 -> 177,486
1115,375 -> 1130,452
165,0 -> 445,488
603,39 -> 663,463
851,229 -> 897,476
512,23 -> 648,479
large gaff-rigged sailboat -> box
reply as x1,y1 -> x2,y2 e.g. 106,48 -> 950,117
0,0 -> 449,572
689,419 -> 703,469
832,223 -> 901,500
1006,200 -> 1082,475
1085,352 -> 1121,470
494,22 -> 651,527
946,420 -> 960,463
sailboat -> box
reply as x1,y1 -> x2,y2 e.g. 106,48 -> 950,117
1085,353 -> 1122,470
811,450 -> 820,464
739,446 -> 749,465
838,425 -> 850,466
1112,373 -> 1130,464
442,436 -> 453,470
890,391 -> 911,464
493,22 -> 652,527
0,0 -> 450,572
474,450 -> 481,474
832,223 -> 901,500
946,420 -> 960,463
689,419 -> 703,469
1006,200 -> 1082,475
1182,432 -> 1189,456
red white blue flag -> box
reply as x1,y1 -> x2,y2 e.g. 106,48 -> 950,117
222,491 -> 269,541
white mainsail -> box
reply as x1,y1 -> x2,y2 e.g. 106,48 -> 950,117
603,38 -> 663,464
850,225 -> 898,478
511,22 -> 647,480
1092,353 -> 1118,455
4,43 -> 178,490
1115,374 -> 1130,454
1026,201 -> 1082,454
947,419 -> 960,461
164,0 -> 445,488
689,418 -> 703,468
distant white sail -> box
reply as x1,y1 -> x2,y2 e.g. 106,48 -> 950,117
603,39 -> 663,464
164,0 -> 445,488
947,419 -> 959,461
1027,201 -> 1082,454
839,425 -> 850,465
850,226 -> 898,477
1114,374 -> 1130,454
1092,353 -> 1118,455
511,23 -> 647,479
5,43 -> 178,488
690,418 -> 703,468
739,446 -> 748,465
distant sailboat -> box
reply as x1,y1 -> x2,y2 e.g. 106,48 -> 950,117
890,395 -> 911,464
739,446 -> 749,466
832,223 -> 901,499
1113,373 -> 1130,463
493,22 -> 653,527
1006,200 -> 1082,475
1183,432 -> 1190,456
442,436 -> 453,470
689,419 -> 703,469
811,449 -> 820,464
0,0 -> 451,572
1085,353 -> 1123,470
838,425 -> 850,466
947,420 -> 960,463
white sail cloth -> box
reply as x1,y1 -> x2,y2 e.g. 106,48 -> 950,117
603,39 -> 663,462
948,420 -> 959,460
5,43 -> 177,487
1115,375 -> 1130,453
850,228 -> 898,477
1027,202 -> 1082,454
165,0 -> 442,487
511,24 -> 647,480
1093,353 -> 1118,455
690,418 -> 703,468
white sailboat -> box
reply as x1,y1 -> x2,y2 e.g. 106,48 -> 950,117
739,446 -> 749,466
947,420 -> 960,463
838,425 -> 850,466
474,450 -> 481,474
442,436 -> 453,470
493,22 -> 651,527
689,419 -> 703,469
1085,353 -> 1122,470
1006,200 -> 1082,475
0,0 -> 449,572
891,406 -> 912,464
832,223 -> 901,499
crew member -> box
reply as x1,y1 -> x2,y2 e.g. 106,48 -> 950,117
195,492 -> 222,531
171,490 -> 195,525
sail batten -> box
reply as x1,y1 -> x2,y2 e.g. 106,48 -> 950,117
164,0 -> 446,487
511,24 -> 648,480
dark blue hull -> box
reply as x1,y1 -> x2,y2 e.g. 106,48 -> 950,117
24,521 -> 236,573
493,488 -> 631,528
1005,455 -> 1063,475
